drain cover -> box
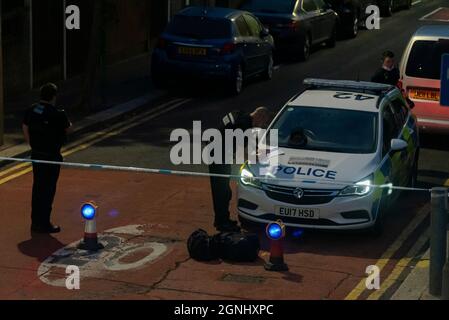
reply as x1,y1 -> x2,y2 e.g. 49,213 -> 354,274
221,274 -> 266,284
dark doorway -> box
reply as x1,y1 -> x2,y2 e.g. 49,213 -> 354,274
32,0 -> 64,87
66,0 -> 94,78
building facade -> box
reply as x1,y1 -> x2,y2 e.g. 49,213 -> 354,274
1,0 -> 243,100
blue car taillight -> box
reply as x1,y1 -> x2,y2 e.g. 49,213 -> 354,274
220,42 -> 236,55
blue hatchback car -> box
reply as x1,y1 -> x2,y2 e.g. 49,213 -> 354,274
151,7 -> 275,95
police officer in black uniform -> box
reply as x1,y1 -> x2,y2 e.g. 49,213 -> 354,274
371,51 -> 400,86
209,107 -> 272,232
23,83 -> 72,234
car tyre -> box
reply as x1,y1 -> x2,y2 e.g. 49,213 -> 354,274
238,216 -> 260,232
367,195 -> 388,237
262,54 -> 274,81
326,25 -> 337,48
299,35 -> 311,61
408,151 -> 420,189
228,64 -> 244,95
380,0 -> 393,17
405,0 -> 412,9
346,13 -> 359,39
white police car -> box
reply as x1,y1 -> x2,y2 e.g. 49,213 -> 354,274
238,79 -> 419,233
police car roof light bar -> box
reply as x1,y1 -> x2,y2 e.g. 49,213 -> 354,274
303,78 -> 395,95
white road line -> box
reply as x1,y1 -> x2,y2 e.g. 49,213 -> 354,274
420,7 -> 443,21
412,0 -> 422,6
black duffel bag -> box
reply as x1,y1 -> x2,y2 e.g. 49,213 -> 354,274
187,229 -> 219,261
211,232 -> 260,262
187,229 -> 260,263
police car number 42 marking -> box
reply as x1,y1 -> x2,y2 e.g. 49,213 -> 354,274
334,92 -> 376,101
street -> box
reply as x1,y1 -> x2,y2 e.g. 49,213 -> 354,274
0,0 -> 448,300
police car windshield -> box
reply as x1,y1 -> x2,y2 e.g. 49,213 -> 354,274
270,106 -> 378,154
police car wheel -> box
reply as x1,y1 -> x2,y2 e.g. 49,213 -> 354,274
408,155 -> 419,189
367,197 -> 387,237
238,216 -> 260,232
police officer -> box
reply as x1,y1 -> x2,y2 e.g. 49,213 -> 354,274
209,107 -> 272,232
22,83 -> 72,234
371,51 -> 400,86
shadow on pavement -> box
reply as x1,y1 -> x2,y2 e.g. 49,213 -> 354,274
17,233 -> 66,263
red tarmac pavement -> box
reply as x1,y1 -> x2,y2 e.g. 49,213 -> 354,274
0,167 -> 429,300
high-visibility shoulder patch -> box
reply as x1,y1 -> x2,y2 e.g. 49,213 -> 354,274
33,105 -> 45,115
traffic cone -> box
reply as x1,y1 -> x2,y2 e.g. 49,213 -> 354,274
78,217 -> 104,251
264,237 -> 289,272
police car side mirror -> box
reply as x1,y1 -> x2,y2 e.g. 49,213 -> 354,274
391,139 -> 408,152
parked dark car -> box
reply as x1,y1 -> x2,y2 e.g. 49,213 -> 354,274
325,0 -> 413,38
375,0 -> 412,17
240,0 -> 338,61
151,7 -> 275,95
325,0 -> 362,38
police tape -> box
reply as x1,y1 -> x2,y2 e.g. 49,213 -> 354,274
0,156 -> 438,193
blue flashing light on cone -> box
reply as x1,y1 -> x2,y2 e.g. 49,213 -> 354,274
78,201 -> 104,251
265,220 -> 289,272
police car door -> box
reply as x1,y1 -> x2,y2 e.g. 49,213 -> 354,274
390,96 -> 417,182
382,103 -> 403,191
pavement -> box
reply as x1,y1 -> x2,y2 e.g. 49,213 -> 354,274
0,53 -> 167,159
1,0 -> 449,300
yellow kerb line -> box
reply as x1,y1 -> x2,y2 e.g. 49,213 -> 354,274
367,228 -> 430,300
344,204 -> 430,300
0,99 -> 190,186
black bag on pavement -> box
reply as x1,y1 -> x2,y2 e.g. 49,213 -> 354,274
187,229 -> 219,261
187,229 -> 260,262
212,232 -> 260,262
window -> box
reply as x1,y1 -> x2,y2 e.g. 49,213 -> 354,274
235,16 -> 251,37
390,98 -> 409,129
303,0 -> 318,12
244,14 -> 262,37
314,0 -> 326,10
406,39 -> 449,80
166,16 -> 232,39
240,0 -> 297,14
382,105 -> 400,156
267,106 -> 378,154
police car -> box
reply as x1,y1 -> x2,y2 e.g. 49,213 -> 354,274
238,79 -> 419,233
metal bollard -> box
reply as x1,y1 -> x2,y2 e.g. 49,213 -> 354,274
442,214 -> 449,300
429,188 -> 448,296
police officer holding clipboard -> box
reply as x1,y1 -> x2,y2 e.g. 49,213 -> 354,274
22,83 -> 72,234
209,107 -> 272,232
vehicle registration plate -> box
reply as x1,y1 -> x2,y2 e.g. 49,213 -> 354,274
177,46 -> 207,56
409,88 -> 440,102
276,207 -> 320,220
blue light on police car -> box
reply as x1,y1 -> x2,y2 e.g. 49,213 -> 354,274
81,203 -> 97,220
267,222 -> 284,240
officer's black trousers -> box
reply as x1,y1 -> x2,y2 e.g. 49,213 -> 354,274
31,152 -> 62,227
209,164 -> 232,226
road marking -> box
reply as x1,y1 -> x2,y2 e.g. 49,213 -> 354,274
412,0 -> 422,6
0,98 -> 191,186
367,228 -> 429,300
38,224 -> 170,287
344,204 -> 430,300
420,7 -> 443,21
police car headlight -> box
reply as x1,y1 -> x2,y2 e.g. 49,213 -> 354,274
240,166 -> 262,189
339,176 -> 373,197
